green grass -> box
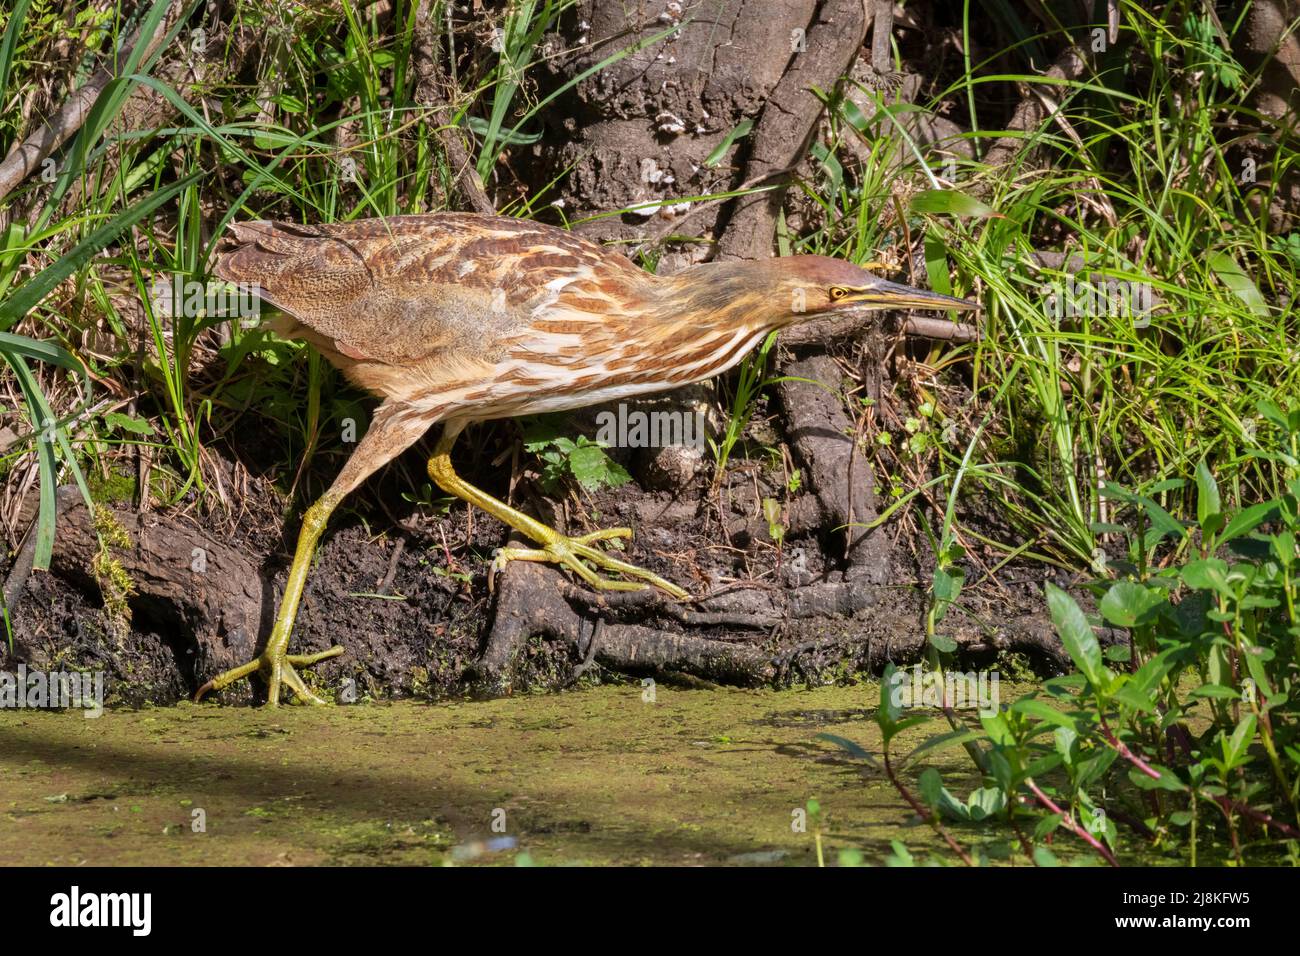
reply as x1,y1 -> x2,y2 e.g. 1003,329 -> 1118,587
793,1 -> 1300,571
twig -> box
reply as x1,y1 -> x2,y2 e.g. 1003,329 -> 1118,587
1024,776 -> 1120,867
412,0 -> 496,215
882,746 -> 974,866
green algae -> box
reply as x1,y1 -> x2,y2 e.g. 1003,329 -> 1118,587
1,682 -> 1040,866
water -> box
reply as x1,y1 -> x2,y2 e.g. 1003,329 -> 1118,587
0,682 -> 1034,866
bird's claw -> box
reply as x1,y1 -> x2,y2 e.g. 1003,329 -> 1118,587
490,527 -> 689,600
194,645 -> 344,706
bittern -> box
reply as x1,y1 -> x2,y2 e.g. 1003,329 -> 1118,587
198,213 -> 976,704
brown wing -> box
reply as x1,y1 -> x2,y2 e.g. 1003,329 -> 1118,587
211,214 -> 647,397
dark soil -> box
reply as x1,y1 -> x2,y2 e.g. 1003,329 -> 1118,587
2,373 -> 1071,707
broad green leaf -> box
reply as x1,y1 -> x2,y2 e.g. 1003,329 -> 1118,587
1207,250 -> 1268,315
918,768 -> 967,820
932,565 -> 964,624
567,442 -> 630,490
1098,580 -> 1165,628
1222,714 -> 1257,769
1045,582 -> 1105,688
910,188 -> 1002,219
966,786 -> 1005,821
1181,558 -> 1232,596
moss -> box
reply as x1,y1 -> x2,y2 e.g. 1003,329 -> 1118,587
91,507 -> 135,635
0,685 -> 980,866
1,682 -> 1177,866
88,470 -> 137,506
994,651 -> 1040,684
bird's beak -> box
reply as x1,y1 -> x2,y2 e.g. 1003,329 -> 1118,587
845,279 -> 978,312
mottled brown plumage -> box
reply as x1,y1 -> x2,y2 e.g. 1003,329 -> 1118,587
200,212 -> 976,705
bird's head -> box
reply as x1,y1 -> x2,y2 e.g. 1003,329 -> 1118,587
661,254 -> 977,330
767,254 -> 977,318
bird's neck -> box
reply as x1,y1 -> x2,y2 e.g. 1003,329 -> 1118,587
652,261 -> 784,330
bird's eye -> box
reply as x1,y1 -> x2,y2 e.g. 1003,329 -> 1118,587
830,287 -> 848,300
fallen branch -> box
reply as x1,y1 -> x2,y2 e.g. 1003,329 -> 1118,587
0,0 -> 188,204
412,0 -> 496,216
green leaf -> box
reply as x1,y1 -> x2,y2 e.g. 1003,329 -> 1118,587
966,786 -> 1005,822
270,93 -> 306,113
885,841 -> 915,867
909,188 -> 1003,219
102,412 -> 155,436
918,768 -> 968,820
703,118 -> 754,167
1220,501 -> 1278,545
878,662 -> 904,733
1194,458 -> 1221,528
923,231 -> 954,298
928,631 -> 958,653
1257,399 -> 1289,432
1111,682 -> 1158,712
1270,531 -> 1296,567
902,729 -> 982,768
1207,251 -> 1268,316
567,442 -> 630,490
1222,714 -> 1257,769
1045,582 -> 1105,689
931,565 -> 964,624
1098,580 -> 1165,628
1189,683 -> 1243,700
1010,698 -> 1077,729
816,733 -> 880,768
1181,558 -> 1232,596
1139,498 -> 1189,541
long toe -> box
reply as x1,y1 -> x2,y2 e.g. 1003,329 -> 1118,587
194,646 -> 343,706
576,544 -> 690,600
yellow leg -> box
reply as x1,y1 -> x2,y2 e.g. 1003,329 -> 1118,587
195,494 -> 345,705
427,430 -> 690,600
195,403 -> 430,705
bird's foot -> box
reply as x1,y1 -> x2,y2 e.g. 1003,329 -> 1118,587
194,644 -> 344,705
491,526 -> 690,600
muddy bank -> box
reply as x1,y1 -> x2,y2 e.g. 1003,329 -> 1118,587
1,430 -> 1069,706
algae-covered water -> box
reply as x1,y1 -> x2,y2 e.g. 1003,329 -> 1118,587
0,683 -> 1007,866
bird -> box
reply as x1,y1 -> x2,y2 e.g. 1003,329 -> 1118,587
197,212 -> 977,705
